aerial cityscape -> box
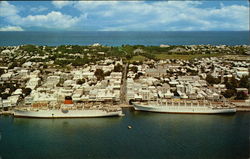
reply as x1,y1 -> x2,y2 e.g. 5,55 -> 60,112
0,44 -> 249,116
0,1 -> 249,159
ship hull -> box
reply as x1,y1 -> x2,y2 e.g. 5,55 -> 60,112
14,109 -> 123,118
133,103 -> 236,114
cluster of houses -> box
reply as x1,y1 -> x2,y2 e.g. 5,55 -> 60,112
160,44 -> 250,55
125,57 -> 249,103
0,58 -> 124,109
0,44 -> 249,110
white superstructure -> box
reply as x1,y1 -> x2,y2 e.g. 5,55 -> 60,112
14,96 -> 123,118
14,108 -> 123,118
133,99 -> 236,114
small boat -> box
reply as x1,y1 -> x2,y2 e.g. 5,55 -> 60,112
128,125 -> 132,129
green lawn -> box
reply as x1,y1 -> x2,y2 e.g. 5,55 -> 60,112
129,55 -> 147,62
155,53 -> 222,60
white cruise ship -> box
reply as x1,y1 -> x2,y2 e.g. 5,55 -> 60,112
14,96 -> 123,118
133,99 -> 236,114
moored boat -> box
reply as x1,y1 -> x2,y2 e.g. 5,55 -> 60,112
133,99 -> 236,114
14,108 -> 123,118
14,96 -> 123,118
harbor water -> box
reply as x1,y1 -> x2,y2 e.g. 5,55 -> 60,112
0,108 -> 249,159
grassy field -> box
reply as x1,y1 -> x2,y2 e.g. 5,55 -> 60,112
129,55 -> 147,62
155,53 -> 222,60
222,55 -> 250,61
128,53 -> 223,62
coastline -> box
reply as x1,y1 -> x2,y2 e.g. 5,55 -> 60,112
1,104 -> 249,117
236,107 -> 250,111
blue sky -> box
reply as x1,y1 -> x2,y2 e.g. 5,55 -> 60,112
0,1 -> 249,31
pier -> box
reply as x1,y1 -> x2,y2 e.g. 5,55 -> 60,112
0,111 -> 14,115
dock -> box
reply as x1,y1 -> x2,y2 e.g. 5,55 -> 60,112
0,111 -> 14,115
236,106 -> 250,112
119,104 -> 133,108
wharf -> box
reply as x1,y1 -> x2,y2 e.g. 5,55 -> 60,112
236,106 -> 250,112
119,104 -> 133,108
0,111 -> 14,115
232,101 -> 250,112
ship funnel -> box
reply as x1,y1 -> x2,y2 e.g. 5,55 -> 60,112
64,96 -> 73,104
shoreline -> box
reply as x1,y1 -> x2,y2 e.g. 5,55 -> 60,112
236,107 -> 250,112
119,104 -> 133,108
1,105 -> 249,117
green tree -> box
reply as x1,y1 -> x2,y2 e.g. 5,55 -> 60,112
130,66 -> 138,73
104,71 -> 111,76
20,45 -> 39,53
239,76 -> 249,88
114,63 -> 123,72
235,91 -> 248,100
23,88 -> 32,96
230,76 -> 238,89
222,89 -> 235,98
206,74 -> 220,85
1,93 -> 10,99
9,62 -> 18,69
77,79 -> 85,85
94,69 -> 105,81
0,69 -> 5,76
43,64 -> 48,69
134,72 -> 143,80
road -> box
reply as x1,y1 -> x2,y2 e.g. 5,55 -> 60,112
120,63 -> 128,104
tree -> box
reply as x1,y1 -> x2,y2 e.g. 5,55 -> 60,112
225,82 -> 234,90
0,69 -> 4,76
23,88 -> 32,96
235,91 -> 248,100
94,69 -> 104,81
130,66 -> 138,73
239,76 -> 249,88
114,64 -> 123,72
230,76 -> 238,89
1,93 -> 10,99
20,44 -> 38,53
132,61 -> 143,65
224,77 -> 229,84
206,74 -> 220,85
134,72 -> 143,80
104,71 -> 111,76
72,58 -> 88,66
9,62 -> 18,69
222,89 -> 235,98
43,64 -> 48,69
173,90 -> 179,96
77,79 -> 85,85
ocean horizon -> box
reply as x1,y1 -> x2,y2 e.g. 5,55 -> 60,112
0,31 -> 249,46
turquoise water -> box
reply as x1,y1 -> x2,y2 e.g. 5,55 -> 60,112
0,108 -> 249,159
0,31 -> 249,46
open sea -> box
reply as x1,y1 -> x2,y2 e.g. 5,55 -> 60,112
0,31 -> 249,46
0,109 -> 250,159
